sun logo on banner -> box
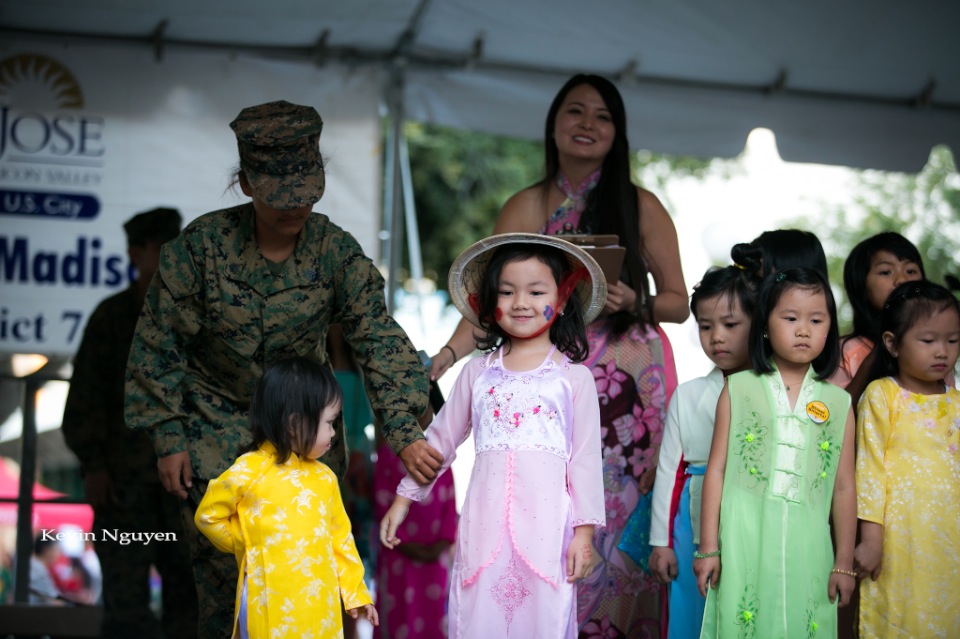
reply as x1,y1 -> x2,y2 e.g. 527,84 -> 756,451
0,53 -> 84,109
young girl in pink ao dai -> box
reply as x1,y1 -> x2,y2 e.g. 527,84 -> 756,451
380,234 -> 607,638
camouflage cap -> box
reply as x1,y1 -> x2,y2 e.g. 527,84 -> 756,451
123,207 -> 182,246
230,100 -> 325,210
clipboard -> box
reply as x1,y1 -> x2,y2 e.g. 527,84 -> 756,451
561,234 -> 625,284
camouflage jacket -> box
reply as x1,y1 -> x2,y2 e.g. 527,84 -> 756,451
62,286 -> 159,481
124,203 -> 428,480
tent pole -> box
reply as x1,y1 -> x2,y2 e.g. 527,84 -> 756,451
13,378 -> 40,604
400,131 -> 423,283
380,115 -> 396,293
384,67 -> 406,314
399,125 -> 428,326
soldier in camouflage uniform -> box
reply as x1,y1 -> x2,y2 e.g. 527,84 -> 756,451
125,100 -> 441,639
62,207 -> 198,639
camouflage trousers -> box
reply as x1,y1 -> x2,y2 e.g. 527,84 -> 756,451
181,480 -> 240,639
94,479 -> 198,639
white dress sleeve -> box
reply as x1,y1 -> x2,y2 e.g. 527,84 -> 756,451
650,389 -> 684,547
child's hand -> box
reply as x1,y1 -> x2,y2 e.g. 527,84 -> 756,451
693,555 -> 721,597
649,546 -> 678,584
854,539 -> 883,581
828,572 -> 856,607
348,604 -> 379,626
379,497 -> 411,549
566,527 -> 597,583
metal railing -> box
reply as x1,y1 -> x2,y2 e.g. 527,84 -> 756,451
0,370 -> 87,605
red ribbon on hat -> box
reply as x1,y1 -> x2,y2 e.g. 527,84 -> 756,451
468,266 -> 590,340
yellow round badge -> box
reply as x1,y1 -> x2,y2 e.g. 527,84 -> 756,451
806,401 -> 829,424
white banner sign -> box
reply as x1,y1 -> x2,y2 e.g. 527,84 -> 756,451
0,43 -> 382,356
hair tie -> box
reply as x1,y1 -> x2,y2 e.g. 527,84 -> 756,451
775,271 -> 787,283
733,263 -> 746,270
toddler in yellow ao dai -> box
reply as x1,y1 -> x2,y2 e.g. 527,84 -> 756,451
196,441 -> 372,639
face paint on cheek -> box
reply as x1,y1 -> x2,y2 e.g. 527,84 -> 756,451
544,306 -> 554,321
494,308 -> 503,321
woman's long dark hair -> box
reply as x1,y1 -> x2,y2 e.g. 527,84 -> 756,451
244,357 -> 342,463
843,232 -> 925,344
541,74 -> 649,335
749,267 -> 841,380
866,280 -> 959,383
474,244 -> 589,362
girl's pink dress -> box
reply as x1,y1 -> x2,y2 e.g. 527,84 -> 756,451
396,347 -> 606,639
373,442 -> 457,639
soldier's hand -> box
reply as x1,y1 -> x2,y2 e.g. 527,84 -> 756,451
397,439 -> 443,485
158,451 -> 193,500
83,470 -> 117,511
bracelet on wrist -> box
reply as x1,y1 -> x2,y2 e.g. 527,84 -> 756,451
693,549 -> 721,559
442,344 -> 458,365
831,568 -> 857,578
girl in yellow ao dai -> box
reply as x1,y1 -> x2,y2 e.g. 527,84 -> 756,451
855,281 -> 960,639
196,358 -> 377,639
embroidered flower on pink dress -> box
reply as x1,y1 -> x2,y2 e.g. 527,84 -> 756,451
594,361 -> 628,404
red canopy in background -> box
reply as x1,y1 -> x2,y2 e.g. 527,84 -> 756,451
0,457 -> 94,533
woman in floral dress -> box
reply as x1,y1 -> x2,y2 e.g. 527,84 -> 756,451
431,74 -> 689,638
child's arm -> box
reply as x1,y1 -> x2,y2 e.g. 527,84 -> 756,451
693,383 -> 731,597
649,546 -> 678,585
649,389 -> 684,584
395,361 -> 478,501
855,521 -> 883,580
567,365 -> 606,528
563,366 -> 606,583
391,470 -> 458,561
828,407 -> 857,606
853,381 -> 892,581
380,495 -> 414,549
194,461 -> 249,558
566,525 -> 596,582
327,469 -> 374,611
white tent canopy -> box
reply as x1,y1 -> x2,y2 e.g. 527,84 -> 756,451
3,0 -> 959,172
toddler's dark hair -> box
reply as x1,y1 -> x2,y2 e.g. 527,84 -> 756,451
750,267 -> 841,379
475,243 -> 588,362
245,357 -> 342,463
867,280 -> 960,382
843,232 -> 925,343
691,251 -> 762,320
